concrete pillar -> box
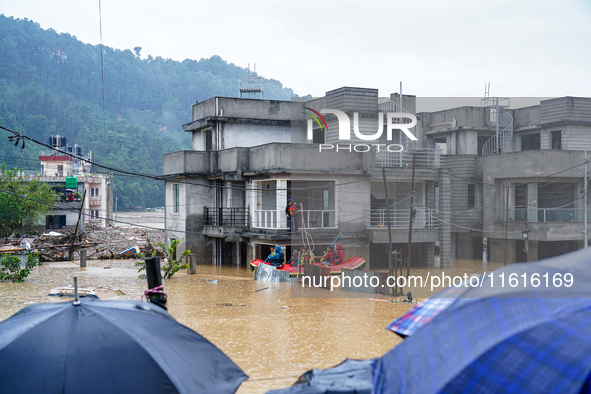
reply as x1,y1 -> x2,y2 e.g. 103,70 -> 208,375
187,253 -> 196,274
490,238 -> 517,264
247,242 -> 255,264
235,241 -> 240,267
439,171 -> 451,267
527,182 -> 538,222
527,240 -> 538,262
276,179 -> 288,228
427,242 -> 435,268
79,249 -> 86,268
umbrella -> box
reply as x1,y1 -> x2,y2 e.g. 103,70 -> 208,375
373,248 -> 591,393
386,277 -> 478,337
0,299 -> 248,393
267,358 -> 376,394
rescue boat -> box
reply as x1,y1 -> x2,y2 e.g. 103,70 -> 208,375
250,256 -> 365,277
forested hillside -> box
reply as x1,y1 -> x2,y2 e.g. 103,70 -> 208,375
0,15 -> 296,209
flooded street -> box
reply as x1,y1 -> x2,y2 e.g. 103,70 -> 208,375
0,257 -> 502,393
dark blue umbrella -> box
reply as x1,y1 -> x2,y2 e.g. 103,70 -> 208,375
267,358 -> 376,394
0,299 -> 248,393
373,249 -> 591,393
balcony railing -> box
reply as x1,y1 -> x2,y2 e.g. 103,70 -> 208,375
368,208 -> 439,229
376,148 -> 441,168
508,208 -> 591,223
252,209 -> 336,229
204,207 -> 249,227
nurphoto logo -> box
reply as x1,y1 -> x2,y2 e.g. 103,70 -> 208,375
305,107 -> 418,153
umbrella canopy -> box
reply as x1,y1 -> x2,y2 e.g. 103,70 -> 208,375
268,359 -> 376,394
386,276 -> 484,337
373,249 -> 591,393
0,299 -> 248,394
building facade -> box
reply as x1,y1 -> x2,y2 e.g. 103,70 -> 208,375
28,144 -> 114,230
164,89 -> 591,268
163,88 -> 444,269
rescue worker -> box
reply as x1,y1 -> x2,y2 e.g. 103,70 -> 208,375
286,199 -> 298,231
321,246 -> 334,266
334,244 -> 345,265
266,245 -> 285,268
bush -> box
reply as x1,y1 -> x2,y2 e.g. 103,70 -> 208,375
0,253 -> 39,283
135,240 -> 190,280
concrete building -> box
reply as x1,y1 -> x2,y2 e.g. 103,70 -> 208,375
164,89 -> 591,267
163,88 -> 444,269
418,96 -> 591,263
25,144 -> 114,230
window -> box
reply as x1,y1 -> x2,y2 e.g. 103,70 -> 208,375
57,165 -> 63,176
521,133 -> 540,151
90,187 -> 99,198
551,130 -> 562,149
46,215 -> 66,229
467,184 -> 476,208
173,184 -> 180,213
90,210 -> 99,220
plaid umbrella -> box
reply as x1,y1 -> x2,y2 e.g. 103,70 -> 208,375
386,284 -> 469,337
373,249 -> 591,393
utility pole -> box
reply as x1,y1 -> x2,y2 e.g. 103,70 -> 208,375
382,167 -> 395,295
505,183 -> 510,266
407,153 -> 416,279
71,190 -> 86,266
524,198 -> 529,262
585,151 -> 588,248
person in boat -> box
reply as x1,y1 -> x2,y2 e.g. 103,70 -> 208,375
334,244 -> 345,265
321,246 -> 334,266
266,245 -> 285,267
288,251 -> 299,267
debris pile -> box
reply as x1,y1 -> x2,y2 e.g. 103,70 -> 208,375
84,226 -> 164,260
0,226 -> 164,262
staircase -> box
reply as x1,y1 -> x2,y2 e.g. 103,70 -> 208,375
481,111 -> 513,156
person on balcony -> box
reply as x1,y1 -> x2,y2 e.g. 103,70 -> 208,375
334,244 -> 345,265
286,199 -> 299,231
266,245 -> 285,268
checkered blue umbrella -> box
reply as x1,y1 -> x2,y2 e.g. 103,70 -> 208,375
386,285 -> 468,337
374,249 -> 591,393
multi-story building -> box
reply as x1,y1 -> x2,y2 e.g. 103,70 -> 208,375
164,88 -> 591,268
418,96 -> 591,263
25,137 -> 114,230
163,88 -> 444,269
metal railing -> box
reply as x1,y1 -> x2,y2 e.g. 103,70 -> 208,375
508,208 -> 590,223
204,207 -> 249,227
252,209 -> 336,229
376,148 -> 441,168
368,208 -> 438,229
482,112 -> 513,155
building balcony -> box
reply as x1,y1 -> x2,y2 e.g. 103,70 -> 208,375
204,207 -> 249,228
163,143 -> 373,179
368,208 -> 439,229
508,208 -> 590,223
252,209 -> 336,230
89,197 -> 102,206
376,148 -> 442,168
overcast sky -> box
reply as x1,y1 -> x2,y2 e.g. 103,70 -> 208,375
2,0 -> 590,99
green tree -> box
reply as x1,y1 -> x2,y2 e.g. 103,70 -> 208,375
0,164 -> 56,236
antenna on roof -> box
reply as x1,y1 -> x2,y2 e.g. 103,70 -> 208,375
239,63 -> 264,99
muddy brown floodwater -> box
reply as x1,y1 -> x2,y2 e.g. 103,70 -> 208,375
0,258 -> 503,393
